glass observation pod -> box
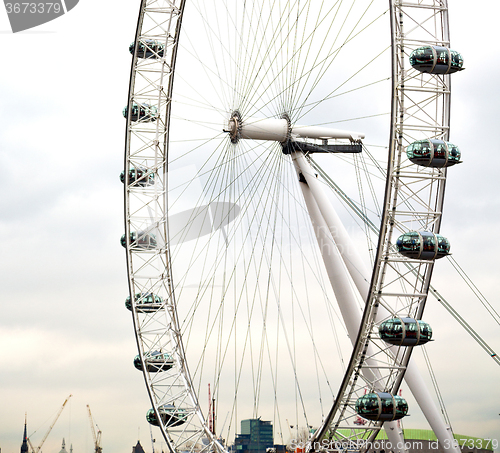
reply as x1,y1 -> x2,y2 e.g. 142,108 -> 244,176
129,39 -> 165,59
121,231 -> 157,250
122,103 -> 157,123
134,351 -> 174,373
379,317 -> 432,346
146,404 -> 188,427
406,139 -> 461,168
409,46 -> 464,74
125,293 -> 163,313
120,167 -> 155,186
396,231 -> 450,260
355,392 -> 408,422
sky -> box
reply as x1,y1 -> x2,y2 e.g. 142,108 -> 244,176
0,2 -> 499,453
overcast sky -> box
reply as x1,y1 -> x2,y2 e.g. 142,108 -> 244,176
0,2 -> 499,453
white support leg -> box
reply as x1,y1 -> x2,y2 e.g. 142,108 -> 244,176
293,151 -> 459,453
292,151 -> 372,299
404,360 -> 459,449
297,171 -> 364,341
294,159 -> 405,452
232,121 -> 458,451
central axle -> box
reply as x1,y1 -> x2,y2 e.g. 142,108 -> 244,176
224,112 -> 365,145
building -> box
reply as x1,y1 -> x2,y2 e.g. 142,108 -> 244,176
234,419 -> 274,453
59,439 -> 68,453
132,440 -> 146,453
20,416 -> 29,453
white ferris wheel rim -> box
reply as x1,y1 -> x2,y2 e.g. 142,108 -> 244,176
124,0 -> 458,451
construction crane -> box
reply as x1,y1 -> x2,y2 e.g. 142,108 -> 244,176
86,405 -> 102,453
27,394 -> 72,453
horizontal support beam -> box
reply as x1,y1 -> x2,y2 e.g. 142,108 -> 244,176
282,141 -> 362,155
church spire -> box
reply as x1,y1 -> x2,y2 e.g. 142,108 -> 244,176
59,439 -> 68,453
20,413 -> 29,453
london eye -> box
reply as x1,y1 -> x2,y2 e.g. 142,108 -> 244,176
123,1 -> 465,451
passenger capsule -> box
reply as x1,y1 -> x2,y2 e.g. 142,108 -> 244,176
146,404 -> 188,427
120,231 -> 157,250
125,293 -> 163,313
379,317 -> 432,346
406,139 -> 461,168
122,103 -> 157,122
129,39 -> 165,59
134,351 -> 174,372
120,167 -> 155,186
409,46 -> 464,74
355,392 -> 408,422
396,231 -> 450,260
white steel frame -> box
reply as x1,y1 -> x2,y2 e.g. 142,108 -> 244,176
307,0 -> 459,448
124,2 -> 222,452
124,1 -> 461,452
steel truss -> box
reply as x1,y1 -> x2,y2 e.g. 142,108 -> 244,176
308,0 -> 459,448
125,2 -> 223,452
124,1 -> 461,452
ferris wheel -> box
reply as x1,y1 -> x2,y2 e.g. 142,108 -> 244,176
122,1 -> 465,452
